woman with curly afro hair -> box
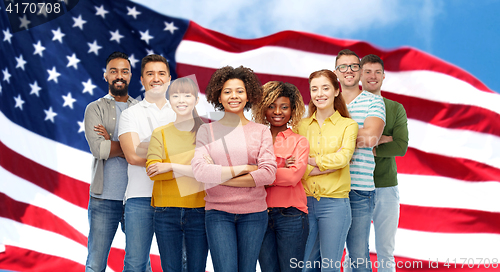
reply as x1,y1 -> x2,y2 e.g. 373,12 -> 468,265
296,69 -> 358,272
253,81 -> 310,272
191,66 -> 277,272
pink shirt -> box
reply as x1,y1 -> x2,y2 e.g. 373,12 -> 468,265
266,129 -> 309,213
192,121 -> 277,214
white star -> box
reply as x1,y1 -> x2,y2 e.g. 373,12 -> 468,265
140,30 -> 153,45
62,92 -> 77,109
14,94 -> 25,110
44,107 -> 57,123
88,40 -> 102,55
19,15 -> 31,30
33,40 -> 46,57
95,5 -> 109,19
146,48 -> 155,55
127,6 -> 141,19
15,55 -> 27,70
109,29 -> 124,44
78,120 -> 85,133
164,21 -> 178,34
47,66 -> 61,83
72,15 -> 87,30
129,54 -> 139,68
3,29 -> 13,44
66,53 -> 80,69
2,68 -> 11,83
30,81 -> 42,96
82,78 -> 96,95
52,27 -> 65,43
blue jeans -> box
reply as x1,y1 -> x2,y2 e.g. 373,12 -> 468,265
85,197 -> 124,272
154,207 -> 208,272
345,190 -> 375,272
259,207 -> 309,272
303,197 -> 351,272
123,197 -> 154,272
205,209 -> 268,272
373,186 -> 399,272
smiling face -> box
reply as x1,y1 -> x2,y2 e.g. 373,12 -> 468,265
265,96 -> 291,129
310,75 -> 339,111
219,78 -> 248,115
335,54 -> 361,89
169,91 -> 198,117
104,58 -> 131,97
140,61 -> 171,92
361,62 -> 385,94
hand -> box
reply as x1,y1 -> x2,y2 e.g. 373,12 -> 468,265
378,135 -> 393,145
147,162 -> 172,177
308,157 -> 317,167
246,164 -> 258,173
94,124 -> 110,140
203,154 -> 214,164
285,156 -> 296,168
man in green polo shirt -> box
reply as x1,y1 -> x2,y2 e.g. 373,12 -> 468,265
360,54 -> 409,272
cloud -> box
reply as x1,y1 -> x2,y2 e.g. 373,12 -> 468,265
132,0 -> 444,42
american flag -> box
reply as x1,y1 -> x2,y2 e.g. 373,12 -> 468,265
1,0 -> 499,271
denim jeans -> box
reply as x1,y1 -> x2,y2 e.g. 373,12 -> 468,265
345,190 -> 375,272
259,207 -> 309,272
123,197 -> 154,272
373,186 -> 399,272
303,197 -> 351,272
205,209 -> 268,272
154,206 -> 208,272
85,197 -> 124,272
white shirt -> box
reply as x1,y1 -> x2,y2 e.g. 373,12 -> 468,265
118,98 -> 176,200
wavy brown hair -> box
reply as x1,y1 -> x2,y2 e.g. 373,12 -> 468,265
205,66 -> 262,111
253,81 -> 305,130
308,69 -> 350,118
167,77 -> 204,144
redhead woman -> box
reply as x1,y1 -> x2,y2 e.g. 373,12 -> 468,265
296,70 -> 358,272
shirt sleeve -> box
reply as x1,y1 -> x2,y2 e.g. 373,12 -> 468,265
376,102 -> 409,157
249,127 -> 277,187
84,101 -> 110,160
146,128 -> 174,181
273,136 -> 310,187
367,94 -> 386,123
191,124 -> 223,184
118,107 -> 135,137
317,121 -> 359,171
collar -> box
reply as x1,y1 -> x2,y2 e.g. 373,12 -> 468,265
276,128 -> 293,139
139,98 -> 170,109
308,110 -> 342,125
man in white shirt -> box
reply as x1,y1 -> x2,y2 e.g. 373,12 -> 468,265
119,54 -> 176,271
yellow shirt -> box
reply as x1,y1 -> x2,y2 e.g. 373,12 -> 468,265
146,123 -> 205,208
295,111 -> 358,199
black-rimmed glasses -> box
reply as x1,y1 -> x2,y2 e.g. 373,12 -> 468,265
335,64 -> 360,73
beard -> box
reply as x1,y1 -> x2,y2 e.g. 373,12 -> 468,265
109,79 -> 129,97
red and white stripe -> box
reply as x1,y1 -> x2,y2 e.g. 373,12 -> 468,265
1,21 -> 500,272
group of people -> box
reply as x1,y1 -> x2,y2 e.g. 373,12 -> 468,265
83,49 -> 408,272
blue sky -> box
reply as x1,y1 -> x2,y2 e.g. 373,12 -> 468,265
133,0 -> 500,94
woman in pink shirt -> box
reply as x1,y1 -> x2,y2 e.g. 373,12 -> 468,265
191,66 -> 277,272
253,81 -> 310,272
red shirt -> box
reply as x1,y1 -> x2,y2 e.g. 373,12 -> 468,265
266,128 -> 310,213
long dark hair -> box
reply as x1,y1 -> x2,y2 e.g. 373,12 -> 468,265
167,77 -> 204,144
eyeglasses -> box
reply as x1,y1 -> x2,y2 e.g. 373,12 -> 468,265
335,64 -> 360,73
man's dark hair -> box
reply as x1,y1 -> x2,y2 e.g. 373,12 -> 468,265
335,49 -> 360,66
141,54 -> 170,76
360,54 -> 384,71
106,51 -> 131,67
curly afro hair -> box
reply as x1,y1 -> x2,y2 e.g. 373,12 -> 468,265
253,81 -> 305,130
205,66 -> 262,111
